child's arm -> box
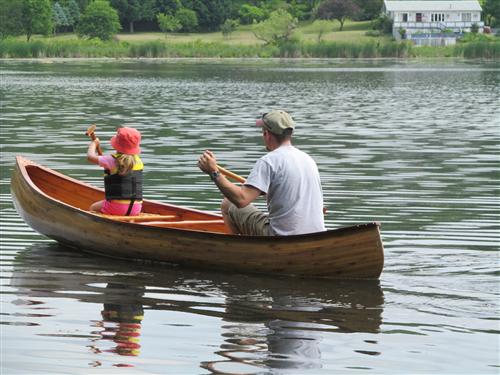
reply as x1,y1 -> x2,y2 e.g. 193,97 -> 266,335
87,139 -> 100,164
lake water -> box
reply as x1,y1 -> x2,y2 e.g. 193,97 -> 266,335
1,58 -> 499,374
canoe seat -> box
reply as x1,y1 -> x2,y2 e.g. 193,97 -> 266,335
95,213 -> 179,222
140,219 -> 229,234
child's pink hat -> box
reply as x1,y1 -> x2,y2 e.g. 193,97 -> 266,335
110,127 -> 141,154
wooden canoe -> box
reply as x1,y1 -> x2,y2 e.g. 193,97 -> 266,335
10,156 -> 384,279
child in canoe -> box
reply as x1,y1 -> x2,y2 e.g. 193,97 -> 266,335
87,127 -> 143,216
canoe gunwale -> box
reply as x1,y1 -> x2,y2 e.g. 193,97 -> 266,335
13,155 -> 380,242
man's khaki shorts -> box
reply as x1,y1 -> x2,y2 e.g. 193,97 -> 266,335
227,203 -> 274,236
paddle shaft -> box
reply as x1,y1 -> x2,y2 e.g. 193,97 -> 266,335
216,165 -> 245,183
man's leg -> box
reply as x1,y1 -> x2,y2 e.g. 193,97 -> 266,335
221,198 -> 240,234
222,198 -> 273,236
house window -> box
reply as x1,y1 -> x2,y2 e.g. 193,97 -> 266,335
416,13 -> 422,22
402,13 -> 408,22
462,13 -> 472,22
431,13 -> 445,22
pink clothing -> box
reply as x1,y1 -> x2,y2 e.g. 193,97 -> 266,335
97,155 -> 142,216
98,155 -> 118,171
102,200 -> 142,216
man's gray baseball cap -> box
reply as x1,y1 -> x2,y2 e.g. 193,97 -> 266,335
256,110 -> 295,135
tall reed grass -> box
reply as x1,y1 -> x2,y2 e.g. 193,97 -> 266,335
0,37 -> 498,59
454,41 -> 500,59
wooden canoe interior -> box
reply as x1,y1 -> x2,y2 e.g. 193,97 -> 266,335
24,163 -> 230,234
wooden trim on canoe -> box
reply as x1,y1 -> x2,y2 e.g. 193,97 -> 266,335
96,214 -> 179,222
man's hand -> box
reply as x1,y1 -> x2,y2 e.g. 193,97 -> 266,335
197,150 -> 218,174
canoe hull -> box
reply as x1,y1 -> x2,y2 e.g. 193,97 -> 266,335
11,156 -> 384,279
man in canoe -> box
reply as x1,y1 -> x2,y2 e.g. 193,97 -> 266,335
197,110 -> 326,236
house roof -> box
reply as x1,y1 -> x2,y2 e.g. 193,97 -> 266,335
384,1 -> 482,12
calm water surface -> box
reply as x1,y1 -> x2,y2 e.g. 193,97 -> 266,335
1,59 -> 499,374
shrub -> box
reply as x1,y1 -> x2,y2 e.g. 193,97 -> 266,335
252,9 -> 298,45
372,14 -> 393,34
365,30 -> 381,37
76,0 -> 121,41
176,8 -> 198,32
157,13 -> 181,35
221,19 -> 239,39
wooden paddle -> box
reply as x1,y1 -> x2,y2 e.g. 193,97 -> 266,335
85,124 -> 103,156
216,165 -> 246,183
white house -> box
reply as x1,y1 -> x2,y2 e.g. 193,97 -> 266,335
383,1 -> 484,45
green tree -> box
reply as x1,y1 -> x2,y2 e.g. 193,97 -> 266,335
157,13 -> 181,34
371,13 -> 392,34
65,0 -> 81,29
238,4 -> 266,24
23,0 -> 53,41
316,0 -> 360,31
183,0 -> 232,32
74,0 -> 90,12
110,0 -> 156,33
53,2 -> 70,33
76,0 -> 121,40
483,0 -> 500,27
252,8 -> 298,45
309,19 -> 331,42
288,0 -> 310,20
221,18 -> 239,39
0,0 -> 25,38
155,0 -> 182,15
353,0 -> 382,21
175,7 -> 198,32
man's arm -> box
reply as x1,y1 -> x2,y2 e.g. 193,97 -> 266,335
214,175 -> 261,208
197,150 -> 261,208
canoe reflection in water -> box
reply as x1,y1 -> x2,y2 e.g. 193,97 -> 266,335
9,243 -> 384,372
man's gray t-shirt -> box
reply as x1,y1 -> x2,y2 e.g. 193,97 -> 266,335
245,145 -> 326,236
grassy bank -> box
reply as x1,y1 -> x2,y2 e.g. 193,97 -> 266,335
1,20 -> 498,59
1,37 -> 498,59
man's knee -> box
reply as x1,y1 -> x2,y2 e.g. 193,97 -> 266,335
221,198 -> 232,216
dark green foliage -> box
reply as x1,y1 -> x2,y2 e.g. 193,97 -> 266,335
353,0 -> 382,21
176,7 -> 198,31
110,0 -> 156,32
66,0 -> 81,27
316,0 -> 361,31
23,0 -> 54,41
183,0 -> 233,31
371,14 -> 392,34
155,0 -> 182,14
76,0 -> 121,40
53,2 -> 70,32
483,0 -> 500,27
0,0 -> 25,38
